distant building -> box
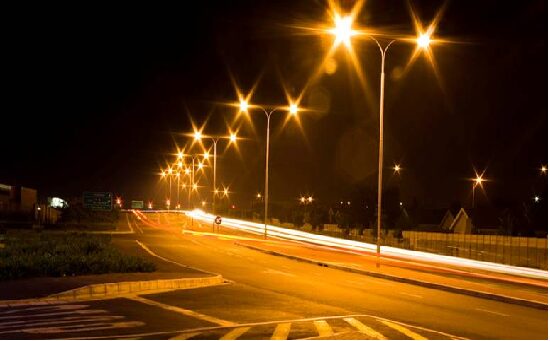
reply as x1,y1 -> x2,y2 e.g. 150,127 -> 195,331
0,183 -> 37,220
449,208 -> 501,234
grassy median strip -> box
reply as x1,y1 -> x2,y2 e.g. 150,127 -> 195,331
0,231 -> 155,280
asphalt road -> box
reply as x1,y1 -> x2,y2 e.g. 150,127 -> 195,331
0,212 -> 547,340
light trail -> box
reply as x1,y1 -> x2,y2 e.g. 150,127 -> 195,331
182,209 -> 548,281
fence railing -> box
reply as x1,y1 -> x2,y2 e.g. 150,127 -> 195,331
272,221 -> 548,270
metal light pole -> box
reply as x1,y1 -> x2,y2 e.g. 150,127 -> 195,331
237,100 -> 299,239
372,38 -> 395,268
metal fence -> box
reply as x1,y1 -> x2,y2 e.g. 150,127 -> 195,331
287,224 -> 548,270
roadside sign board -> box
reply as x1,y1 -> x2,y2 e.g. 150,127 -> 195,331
131,200 -> 144,209
214,216 -> 222,225
83,192 -> 112,211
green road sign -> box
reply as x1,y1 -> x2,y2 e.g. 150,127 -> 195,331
131,200 -> 144,209
83,192 -> 112,211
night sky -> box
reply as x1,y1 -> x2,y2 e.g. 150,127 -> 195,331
3,0 -> 547,210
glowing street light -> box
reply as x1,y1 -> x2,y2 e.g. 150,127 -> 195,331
194,130 -> 202,141
203,151 -> 210,159
239,99 -> 249,113
300,196 -> 306,203
393,164 -> 401,173
307,196 -> 313,203
237,98 -> 301,239
472,173 -> 486,208
325,7 -> 441,268
541,165 -> 547,175
257,193 -> 262,199
417,33 -> 431,49
534,196 -> 540,203
230,132 -> 238,143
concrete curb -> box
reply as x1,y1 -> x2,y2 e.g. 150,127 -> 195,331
0,275 -> 225,307
237,243 -> 548,310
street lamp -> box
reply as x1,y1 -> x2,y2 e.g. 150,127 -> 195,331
541,165 -> 547,175
238,98 -> 301,239
472,174 -> 485,208
393,164 -> 401,173
327,11 -> 436,267
191,130 -> 238,215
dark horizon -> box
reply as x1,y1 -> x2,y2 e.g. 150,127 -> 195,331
2,0 -> 547,211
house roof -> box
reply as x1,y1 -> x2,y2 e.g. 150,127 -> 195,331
451,208 -> 501,229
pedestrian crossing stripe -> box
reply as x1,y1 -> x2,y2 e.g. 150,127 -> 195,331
344,317 -> 386,339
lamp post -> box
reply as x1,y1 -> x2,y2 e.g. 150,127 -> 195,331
239,100 -> 299,239
472,175 -> 485,209
326,13 -> 434,267
192,131 -> 238,215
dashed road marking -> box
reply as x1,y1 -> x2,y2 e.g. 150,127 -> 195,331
400,292 -> 423,299
344,317 -> 386,339
474,308 -> 510,317
380,320 -> 427,340
128,295 -> 234,327
169,331 -> 201,339
313,320 -> 333,337
220,326 -> 250,340
271,322 -> 291,340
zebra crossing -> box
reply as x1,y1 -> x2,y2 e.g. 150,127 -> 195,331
0,303 -> 144,337
0,300 -> 466,340
162,315 -> 465,340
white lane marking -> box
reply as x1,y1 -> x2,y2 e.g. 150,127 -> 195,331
344,317 -> 386,339
169,331 -> 201,340
399,292 -> 423,299
0,304 -> 89,315
262,269 -> 296,277
128,295 -> 234,327
221,326 -> 250,340
313,320 -> 334,337
0,316 -> 123,331
0,309 -> 108,320
379,320 -> 426,340
22,321 -> 144,334
474,308 -> 510,317
271,322 -> 291,340
125,214 -> 135,233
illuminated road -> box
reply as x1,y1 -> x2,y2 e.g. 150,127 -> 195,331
1,211 -> 546,340
126,211 -> 547,339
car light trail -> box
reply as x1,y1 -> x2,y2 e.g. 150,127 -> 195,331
183,209 -> 548,280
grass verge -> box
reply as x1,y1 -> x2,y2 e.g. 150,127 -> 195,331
0,230 -> 155,280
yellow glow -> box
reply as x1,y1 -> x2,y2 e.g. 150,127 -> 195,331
161,170 -> 166,178
167,167 -> 173,175
194,130 -> 202,141
148,202 -> 152,209
257,193 -> 261,198
192,183 -> 198,190
203,151 -> 210,159
177,151 -> 184,159
541,166 -> 547,174
177,161 -> 183,168
534,196 -> 540,203
166,199 -> 170,206
474,175 -> 485,186
289,103 -> 299,115
239,99 -> 249,113
214,189 -> 219,194
329,13 -> 356,48
201,201 -> 206,207
185,168 -> 191,175
198,161 -> 204,170
230,132 -> 237,143
417,33 -> 431,49
308,196 -> 313,203
223,188 -> 229,197
300,196 -> 306,203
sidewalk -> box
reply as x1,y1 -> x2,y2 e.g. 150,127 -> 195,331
235,238 -> 548,309
0,235 -> 219,301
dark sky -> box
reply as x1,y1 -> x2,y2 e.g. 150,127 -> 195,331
2,0 -> 547,209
